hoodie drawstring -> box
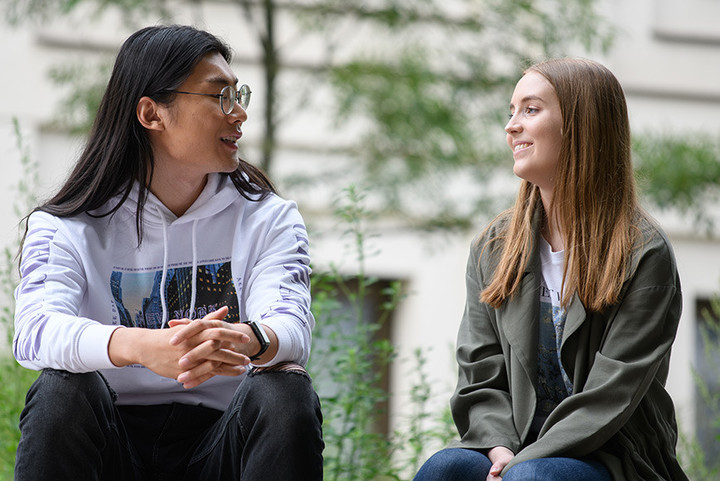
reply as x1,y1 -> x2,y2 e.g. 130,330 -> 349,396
189,219 -> 198,320
159,211 -> 170,328
157,209 -> 200,328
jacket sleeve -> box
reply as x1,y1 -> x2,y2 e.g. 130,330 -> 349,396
506,229 -> 682,471
13,212 -> 121,372
450,242 -> 521,453
243,200 -> 314,367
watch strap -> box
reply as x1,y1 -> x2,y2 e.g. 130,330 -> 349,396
243,320 -> 270,361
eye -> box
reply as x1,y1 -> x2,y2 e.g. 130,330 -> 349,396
525,107 -> 539,115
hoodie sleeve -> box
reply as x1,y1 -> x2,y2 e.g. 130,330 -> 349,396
13,212 -> 121,372
243,200 -> 314,367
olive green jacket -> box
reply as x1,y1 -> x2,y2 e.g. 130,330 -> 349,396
450,211 -> 688,481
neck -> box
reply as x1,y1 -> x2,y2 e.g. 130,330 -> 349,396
149,172 -> 208,217
540,190 -> 564,251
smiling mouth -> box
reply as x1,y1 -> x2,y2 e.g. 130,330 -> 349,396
221,136 -> 239,147
514,143 -> 532,152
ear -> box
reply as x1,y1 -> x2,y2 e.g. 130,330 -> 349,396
136,96 -> 166,131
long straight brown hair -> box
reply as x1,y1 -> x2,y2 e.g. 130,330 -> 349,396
481,58 -> 638,312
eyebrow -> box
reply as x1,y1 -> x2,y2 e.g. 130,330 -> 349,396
509,95 -> 545,109
205,75 -> 239,87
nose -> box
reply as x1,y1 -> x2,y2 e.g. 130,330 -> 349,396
505,113 -> 521,134
228,104 -> 247,124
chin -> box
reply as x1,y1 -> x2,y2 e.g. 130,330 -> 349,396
221,159 -> 240,173
512,164 -> 528,181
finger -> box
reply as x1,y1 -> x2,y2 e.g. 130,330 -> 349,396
168,318 -> 191,328
181,364 -> 246,389
179,342 -> 251,370
175,327 -> 250,356
180,371 -> 215,389
169,306 -> 227,331
202,305 -> 229,320
178,361 -> 247,388
168,306 -> 228,345
489,462 -> 504,476
169,318 -> 226,345
178,359 -> 222,385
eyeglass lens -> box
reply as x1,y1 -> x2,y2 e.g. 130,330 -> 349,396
220,85 -> 252,114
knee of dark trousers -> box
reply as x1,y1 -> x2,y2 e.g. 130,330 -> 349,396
22,370 -> 116,428
240,363 -> 322,429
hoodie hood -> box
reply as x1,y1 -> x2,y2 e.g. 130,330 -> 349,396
120,173 -> 242,227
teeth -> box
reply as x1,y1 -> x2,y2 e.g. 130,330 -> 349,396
514,143 -> 531,152
222,137 -> 237,143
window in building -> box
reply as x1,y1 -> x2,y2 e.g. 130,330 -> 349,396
694,298 -> 720,465
309,275 -> 401,438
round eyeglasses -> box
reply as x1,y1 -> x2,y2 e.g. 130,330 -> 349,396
168,84 -> 252,115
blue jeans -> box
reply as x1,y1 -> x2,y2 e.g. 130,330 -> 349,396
414,448 -> 612,481
15,365 -> 324,480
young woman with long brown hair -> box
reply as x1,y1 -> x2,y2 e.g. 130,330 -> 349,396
415,58 -> 688,480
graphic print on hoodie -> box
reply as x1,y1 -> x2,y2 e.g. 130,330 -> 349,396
110,261 -> 240,329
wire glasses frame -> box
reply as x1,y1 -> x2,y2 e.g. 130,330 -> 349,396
169,84 -> 251,115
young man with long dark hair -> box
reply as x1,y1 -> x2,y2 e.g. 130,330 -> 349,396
13,24 -> 323,480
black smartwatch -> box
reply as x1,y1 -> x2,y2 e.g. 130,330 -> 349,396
243,320 -> 270,361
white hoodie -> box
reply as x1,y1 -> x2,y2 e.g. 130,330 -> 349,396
13,173 -> 314,411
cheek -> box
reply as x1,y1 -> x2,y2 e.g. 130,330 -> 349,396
541,126 -> 563,156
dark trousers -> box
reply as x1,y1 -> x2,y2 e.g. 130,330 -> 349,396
15,366 -> 324,480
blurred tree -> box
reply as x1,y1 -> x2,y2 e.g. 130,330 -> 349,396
5,1 -> 718,230
306,0 -> 614,228
2,0 -> 623,228
634,134 -> 720,234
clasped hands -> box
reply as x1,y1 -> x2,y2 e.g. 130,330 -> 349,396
167,305 -> 254,388
109,306 -> 254,389
486,446 -> 514,480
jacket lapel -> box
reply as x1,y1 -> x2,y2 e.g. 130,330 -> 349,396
500,206 -> 543,393
561,294 -> 587,349
500,270 -> 540,391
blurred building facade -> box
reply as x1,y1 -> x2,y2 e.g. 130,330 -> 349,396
0,0 -> 719,466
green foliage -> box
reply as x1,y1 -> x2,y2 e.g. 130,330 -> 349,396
0,120 -> 41,479
331,53 -> 480,180
634,134 -> 720,233
308,186 -> 401,480
320,0 -> 614,226
398,348 -> 456,475
48,61 -> 113,135
677,296 -> 720,480
308,186 -> 455,480
0,358 -> 38,480
3,0 -> 614,228
4,0 -> 168,25
1,119 -> 39,340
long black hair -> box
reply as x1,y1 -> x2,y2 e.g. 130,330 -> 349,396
34,24 -> 274,242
